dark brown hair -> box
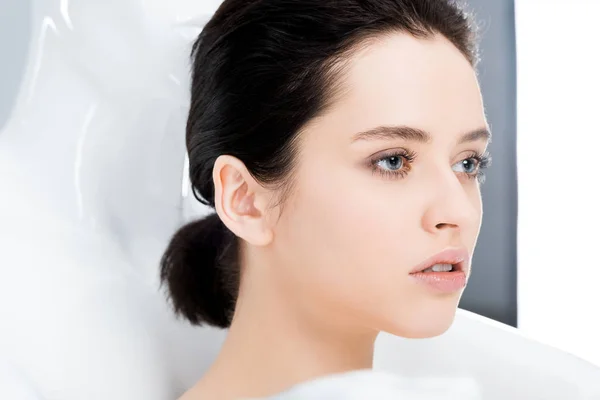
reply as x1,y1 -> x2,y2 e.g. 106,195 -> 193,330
160,0 -> 479,328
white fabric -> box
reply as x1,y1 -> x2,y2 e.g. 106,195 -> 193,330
265,370 -> 481,400
0,1 -> 599,399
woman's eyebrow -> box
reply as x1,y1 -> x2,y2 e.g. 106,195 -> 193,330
458,127 -> 492,145
351,125 -> 492,145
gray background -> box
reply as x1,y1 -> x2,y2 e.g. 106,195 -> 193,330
0,0 -> 31,128
459,0 -> 518,327
0,0 -> 518,326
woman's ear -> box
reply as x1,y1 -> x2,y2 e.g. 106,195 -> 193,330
212,155 -> 274,246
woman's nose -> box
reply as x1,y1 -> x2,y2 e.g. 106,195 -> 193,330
420,172 -> 480,236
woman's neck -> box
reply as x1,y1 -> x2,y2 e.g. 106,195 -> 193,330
187,259 -> 378,400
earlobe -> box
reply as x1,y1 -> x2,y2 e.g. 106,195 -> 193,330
212,155 -> 274,246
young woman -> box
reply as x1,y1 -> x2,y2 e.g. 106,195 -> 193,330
161,0 -> 491,398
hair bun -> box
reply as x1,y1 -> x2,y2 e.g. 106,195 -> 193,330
160,213 -> 238,328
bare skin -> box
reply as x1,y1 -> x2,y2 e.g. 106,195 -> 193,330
182,32 -> 489,400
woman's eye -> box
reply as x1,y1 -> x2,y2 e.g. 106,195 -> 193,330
371,151 -> 489,182
452,158 -> 480,175
370,149 -> 416,180
376,156 -> 404,171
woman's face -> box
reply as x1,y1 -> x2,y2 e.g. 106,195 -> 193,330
270,33 -> 489,338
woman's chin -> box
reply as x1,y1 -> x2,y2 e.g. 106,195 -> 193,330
380,309 -> 458,339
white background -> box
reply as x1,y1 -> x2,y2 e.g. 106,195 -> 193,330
516,0 -> 600,366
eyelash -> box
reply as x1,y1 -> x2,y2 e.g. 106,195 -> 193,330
369,149 -> 417,180
370,150 -> 492,183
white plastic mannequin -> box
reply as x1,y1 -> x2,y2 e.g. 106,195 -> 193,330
0,1 -> 599,399
0,1 -> 226,399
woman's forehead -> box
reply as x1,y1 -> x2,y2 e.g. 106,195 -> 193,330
304,33 -> 486,146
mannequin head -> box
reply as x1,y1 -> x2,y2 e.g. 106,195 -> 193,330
161,0 -> 490,339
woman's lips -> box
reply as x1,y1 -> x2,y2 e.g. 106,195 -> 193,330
408,248 -> 470,294
409,270 -> 467,293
